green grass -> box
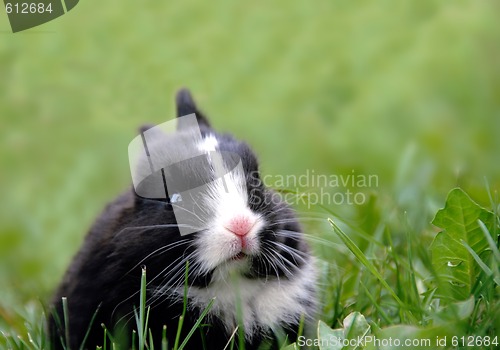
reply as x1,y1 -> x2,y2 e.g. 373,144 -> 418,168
2,187 -> 498,349
1,0 -> 499,349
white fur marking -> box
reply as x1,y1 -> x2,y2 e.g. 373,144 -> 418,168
198,134 -> 219,153
183,258 -> 317,339
194,162 -> 263,272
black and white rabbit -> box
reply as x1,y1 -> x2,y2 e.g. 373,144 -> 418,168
49,89 -> 318,350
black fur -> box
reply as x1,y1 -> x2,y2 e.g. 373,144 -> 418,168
49,89 -> 315,350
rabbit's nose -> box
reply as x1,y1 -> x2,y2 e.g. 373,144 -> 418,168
225,215 -> 255,236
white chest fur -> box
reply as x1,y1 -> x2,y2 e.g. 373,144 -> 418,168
184,258 -> 317,339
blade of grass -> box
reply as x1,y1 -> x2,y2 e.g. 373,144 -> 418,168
101,323 -> 117,349
79,303 -> 102,350
478,220 -> 500,262
162,325 -> 167,350
177,298 -> 215,350
404,212 -> 421,310
137,267 -> 147,350
328,219 -> 407,310
148,328 -> 155,350
20,336 -> 31,350
103,325 -> 107,350
37,300 -> 51,350
49,306 -> 66,350
484,178 -> 498,234
144,307 -> 151,348
359,281 -> 392,324
3,334 -> 19,350
232,273 -> 245,350
460,239 -> 500,286
173,261 -> 190,350
174,315 -> 184,350
62,297 -> 70,350
199,327 -> 207,350
223,326 -> 238,350
24,307 -> 46,350
297,314 -> 305,341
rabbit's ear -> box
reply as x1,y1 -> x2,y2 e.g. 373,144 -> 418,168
176,88 -> 211,128
138,124 -> 155,134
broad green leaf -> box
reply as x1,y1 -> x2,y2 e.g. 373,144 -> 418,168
317,312 -> 371,350
432,296 -> 475,325
342,312 -> 371,350
430,188 -> 496,300
364,325 -> 446,350
364,298 -> 474,350
317,320 -> 344,350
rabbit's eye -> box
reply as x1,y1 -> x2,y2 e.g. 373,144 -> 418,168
170,193 -> 182,203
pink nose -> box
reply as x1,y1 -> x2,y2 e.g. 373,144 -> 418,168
226,216 -> 254,236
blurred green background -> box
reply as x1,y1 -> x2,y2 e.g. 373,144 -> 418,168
0,0 -> 499,330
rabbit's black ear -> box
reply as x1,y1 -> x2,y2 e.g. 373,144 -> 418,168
138,124 -> 155,134
176,88 -> 211,128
